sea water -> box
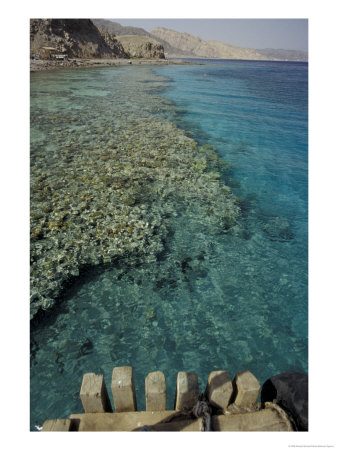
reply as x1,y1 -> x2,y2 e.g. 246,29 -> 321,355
30,60 -> 307,430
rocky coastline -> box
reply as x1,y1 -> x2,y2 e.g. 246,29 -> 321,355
30,57 -> 196,72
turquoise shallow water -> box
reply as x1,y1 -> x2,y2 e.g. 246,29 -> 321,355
30,61 -> 307,430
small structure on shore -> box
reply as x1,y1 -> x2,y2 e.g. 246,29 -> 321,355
33,46 -> 68,60
51,53 -> 68,61
41,366 -> 302,432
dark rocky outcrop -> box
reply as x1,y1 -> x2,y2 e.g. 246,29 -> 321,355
261,371 -> 308,431
30,19 -> 126,59
30,19 -> 166,60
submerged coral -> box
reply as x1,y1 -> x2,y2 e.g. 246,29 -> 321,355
30,67 -> 239,319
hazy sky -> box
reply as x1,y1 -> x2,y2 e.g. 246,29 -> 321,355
111,19 -> 308,52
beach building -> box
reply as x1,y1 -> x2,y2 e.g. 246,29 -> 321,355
33,46 -> 68,60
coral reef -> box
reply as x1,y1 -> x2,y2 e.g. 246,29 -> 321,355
30,67 -> 239,319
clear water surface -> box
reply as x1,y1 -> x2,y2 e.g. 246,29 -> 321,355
30,60 -> 308,430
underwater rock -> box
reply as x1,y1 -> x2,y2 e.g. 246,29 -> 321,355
263,216 -> 293,241
145,306 -> 157,320
78,338 -> 94,356
229,224 -> 251,240
30,338 -> 39,367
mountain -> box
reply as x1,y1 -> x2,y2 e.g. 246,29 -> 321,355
94,19 -> 191,58
151,27 -> 308,61
151,27 -> 269,60
258,48 -> 308,62
30,19 -> 127,59
92,19 -> 166,59
31,19 -> 308,62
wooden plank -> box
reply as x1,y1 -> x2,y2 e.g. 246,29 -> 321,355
174,372 -> 199,410
111,366 -> 137,412
212,406 -> 293,431
70,411 -> 202,431
42,419 -> 72,431
80,373 -> 112,413
145,371 -> 166,411
206,370 -> 233,412
232,370 -> 260,408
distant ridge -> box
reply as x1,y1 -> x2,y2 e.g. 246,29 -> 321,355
151,27 -> 308,61
258,48 -> 308,62
151,27 -> 270,60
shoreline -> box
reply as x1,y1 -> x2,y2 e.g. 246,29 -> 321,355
30,57 -> 199,72
30,57 -> 306,73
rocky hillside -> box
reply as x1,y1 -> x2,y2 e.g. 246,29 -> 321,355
92,19 -> 151,37
30,19 -> 127,59
93,19 -> 166,59
151,27 -> 269,60
93,19 -> 189,58
115,35 -> 165,59
30,19 -> 165,60
97,28 -> 128,57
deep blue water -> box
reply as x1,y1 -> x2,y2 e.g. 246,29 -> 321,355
156,59 -> 307,220
30,60 -> 307,429
155,58 -> 308,391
